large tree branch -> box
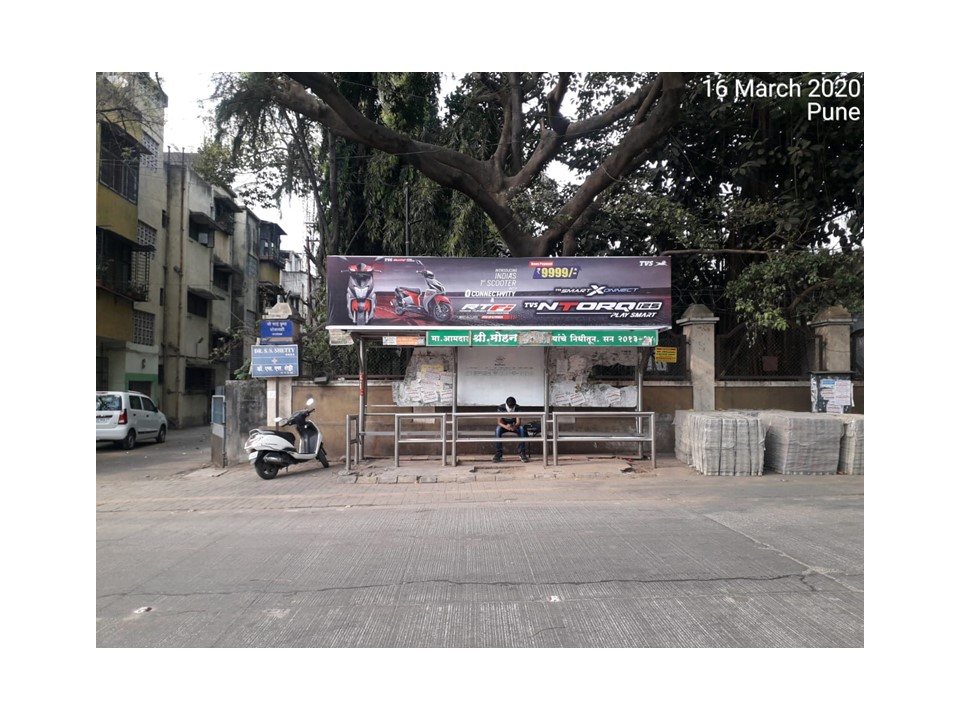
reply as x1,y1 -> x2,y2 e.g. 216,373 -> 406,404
505,75 -> 661,197
538,73 -> 685,254
662,248 -> 772,256
283,73 -> 491,182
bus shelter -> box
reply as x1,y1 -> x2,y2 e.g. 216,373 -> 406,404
326,256 -> 672,466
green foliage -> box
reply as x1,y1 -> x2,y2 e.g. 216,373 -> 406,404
588,71 -> 864,335
206,71 -> 863,337
193,140 -> 236,189
727,248 -> 864,337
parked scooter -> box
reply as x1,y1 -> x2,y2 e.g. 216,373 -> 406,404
344,262 -> 379,325
244,398 -> 329,479
393,269 -> 453,322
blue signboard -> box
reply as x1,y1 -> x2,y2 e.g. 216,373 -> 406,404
251,345 -> 299,378
260,319 -> 294,343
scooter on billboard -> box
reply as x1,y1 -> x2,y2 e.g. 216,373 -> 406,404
343,262 -> 380,325
393,268 -> 453,322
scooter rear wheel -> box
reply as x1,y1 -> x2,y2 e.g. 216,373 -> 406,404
255,458 -> 280,480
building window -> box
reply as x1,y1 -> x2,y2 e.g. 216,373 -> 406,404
185,366 -> 214,393
187,291 -> 208,317
213,269 -> 230,292
134,311 -> 155,346
99,124 -> 140,202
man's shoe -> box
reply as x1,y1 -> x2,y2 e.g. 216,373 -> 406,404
492,454 -> 502,463
519,454 -> 529,463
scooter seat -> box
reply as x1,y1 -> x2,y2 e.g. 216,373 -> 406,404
259,430 -> 297,445
397,287 -> 422,295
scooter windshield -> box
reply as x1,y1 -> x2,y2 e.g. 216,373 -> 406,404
353,273 -> 373,287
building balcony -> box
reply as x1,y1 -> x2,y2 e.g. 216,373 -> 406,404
96,276 -> 148,302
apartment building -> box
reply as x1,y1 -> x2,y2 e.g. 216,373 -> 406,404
96,73 -> 168,399
97,73 -> 296,428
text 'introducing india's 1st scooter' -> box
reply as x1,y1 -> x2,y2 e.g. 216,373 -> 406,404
244,398 -> 329,479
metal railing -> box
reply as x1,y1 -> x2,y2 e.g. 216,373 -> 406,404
449,411 -> 550,468
394,413 -> 447,467
550,411 -> 656,468
347,410 -> 655,470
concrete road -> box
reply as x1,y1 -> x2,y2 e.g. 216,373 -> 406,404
96,425 -> 213,479
96,441 -> 863,648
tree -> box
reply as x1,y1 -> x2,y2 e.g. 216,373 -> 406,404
210,72 -> 686,258
204,71 -> 863,341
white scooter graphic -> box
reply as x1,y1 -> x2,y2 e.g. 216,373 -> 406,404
244,398 -> 330,479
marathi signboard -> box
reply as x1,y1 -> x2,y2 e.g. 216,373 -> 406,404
260,319 -> 294,343
251,345 -> 299,378
326,256 -> 671,329
425,328 -> 659,347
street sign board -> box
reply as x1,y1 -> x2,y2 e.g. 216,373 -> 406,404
260,320 -> 294,343
655,346 -> 678,362
251,345 -> 299,377
426,330 -> 472,346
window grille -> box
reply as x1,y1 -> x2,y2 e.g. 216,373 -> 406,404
134,311 -> 155,346
140,134 -> 159,172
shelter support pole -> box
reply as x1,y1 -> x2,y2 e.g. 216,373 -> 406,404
359,335 -> 367,461
638,346 -> 654,459
450,348 -> 458,466
544,346 -> 551,464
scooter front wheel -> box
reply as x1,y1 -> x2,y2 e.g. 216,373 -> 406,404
255,458 -> 280,480
318,448 -> 330,468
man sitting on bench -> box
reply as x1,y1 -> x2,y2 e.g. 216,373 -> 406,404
494,396 -> 529,463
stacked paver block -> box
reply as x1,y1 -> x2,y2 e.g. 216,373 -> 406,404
758,411 -> 843,475
674,411 -> 765,476
674,410 -> 692,466
833,413 -> 864,475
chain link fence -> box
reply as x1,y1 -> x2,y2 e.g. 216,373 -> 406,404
304,344 -> 411,380
716,324 -> 818,380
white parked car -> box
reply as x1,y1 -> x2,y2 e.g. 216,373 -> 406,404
96,391 -> 168,449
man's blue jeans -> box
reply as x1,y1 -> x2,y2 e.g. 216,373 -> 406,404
495,425 -> 527,455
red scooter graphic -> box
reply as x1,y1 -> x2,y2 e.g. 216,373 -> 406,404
393,269 -> 453,323
344,262 -> 379,325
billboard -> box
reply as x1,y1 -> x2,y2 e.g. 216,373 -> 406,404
326,256 -> 671,329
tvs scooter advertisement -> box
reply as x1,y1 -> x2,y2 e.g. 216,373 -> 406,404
326,256 -> 671,329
